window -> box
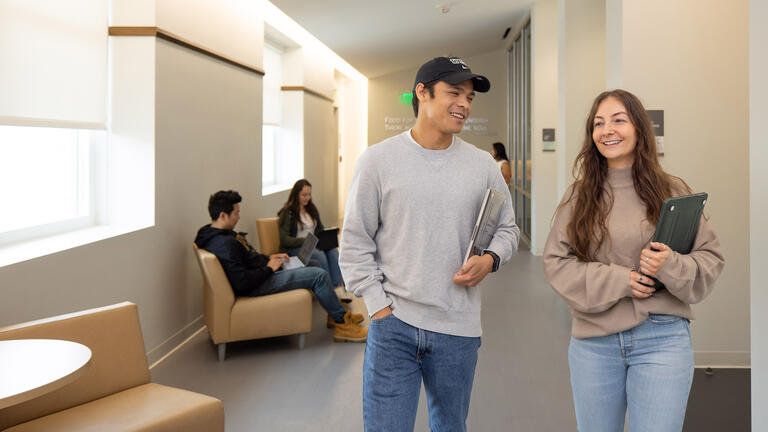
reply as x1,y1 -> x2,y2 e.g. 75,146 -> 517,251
262,40 -> 303,195
0,0 -> 154,267
0,125 -> 105,245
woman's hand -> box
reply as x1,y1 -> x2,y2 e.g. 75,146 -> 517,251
629,270 -> 656,298
639,242 -> 672,277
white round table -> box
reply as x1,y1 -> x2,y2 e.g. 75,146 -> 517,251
0,339 -> 92,409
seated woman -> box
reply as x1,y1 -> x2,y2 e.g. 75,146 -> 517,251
278,179 -> 343,288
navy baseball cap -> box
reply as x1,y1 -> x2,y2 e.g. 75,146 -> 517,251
413,57 -> 491,93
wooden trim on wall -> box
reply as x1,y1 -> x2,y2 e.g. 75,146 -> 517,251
280,86 -> 335,103
108,26 -> 157,36
108,26 -> 265,76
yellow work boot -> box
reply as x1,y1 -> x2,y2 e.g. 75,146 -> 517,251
327,310 -> 364,328
333,319 -> 367,343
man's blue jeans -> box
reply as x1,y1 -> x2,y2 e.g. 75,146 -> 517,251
288,247 -> 344,287
568,314 -> 694,432
362,314 -> 481,432
250,266 -> 346,322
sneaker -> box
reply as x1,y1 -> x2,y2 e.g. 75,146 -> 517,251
333,315 -> 367,343
327,310 -> 364,328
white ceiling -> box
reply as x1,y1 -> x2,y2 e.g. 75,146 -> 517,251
269,0 -> 532,78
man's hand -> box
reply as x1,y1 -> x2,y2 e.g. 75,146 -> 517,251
270,253 -> 289,262
453,254 -> 494,287
629,270 -> 656,298
638,242 -> 671,277
371,306 -> 392,320
267,257 -> 284,272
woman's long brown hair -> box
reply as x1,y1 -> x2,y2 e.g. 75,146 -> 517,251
562,89 -> 687,261
280,179 -> 320,228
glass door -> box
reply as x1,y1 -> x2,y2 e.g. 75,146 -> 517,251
508,22 -> 532,245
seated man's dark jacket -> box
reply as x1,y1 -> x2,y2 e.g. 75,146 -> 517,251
195,224 -> 273,296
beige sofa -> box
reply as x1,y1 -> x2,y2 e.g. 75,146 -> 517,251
193,237 -> 312,361
0,302 -> 223,432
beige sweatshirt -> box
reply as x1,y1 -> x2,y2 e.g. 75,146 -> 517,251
543,167 -> 725,338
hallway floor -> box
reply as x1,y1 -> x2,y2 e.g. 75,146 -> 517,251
151,249 -> 747,431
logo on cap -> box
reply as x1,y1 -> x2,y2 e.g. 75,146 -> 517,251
449,58 -> 468,69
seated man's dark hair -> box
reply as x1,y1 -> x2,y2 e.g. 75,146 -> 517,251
412,81 -> 438,117
208,190 -> 242,221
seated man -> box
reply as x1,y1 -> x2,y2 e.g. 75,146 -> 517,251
194,190 -> 366,343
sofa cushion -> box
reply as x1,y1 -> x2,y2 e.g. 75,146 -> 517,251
4,383 -> 224,432
229,289 -> 312,341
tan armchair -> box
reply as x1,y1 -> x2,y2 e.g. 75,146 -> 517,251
0,302 -> 223,432
193,242 -> 312,361
255,217 -> 280,254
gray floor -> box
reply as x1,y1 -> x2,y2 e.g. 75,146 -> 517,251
151,249 -> 578,431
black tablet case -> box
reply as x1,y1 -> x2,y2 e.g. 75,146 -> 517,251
651,192 -> 708,254
642,192 -> 708,290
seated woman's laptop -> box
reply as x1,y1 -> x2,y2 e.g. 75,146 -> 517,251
283,232 -> 319,270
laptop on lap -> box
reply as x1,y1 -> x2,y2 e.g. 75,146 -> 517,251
282,232 -> 319,270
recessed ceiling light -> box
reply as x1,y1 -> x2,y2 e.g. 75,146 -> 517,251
435,2 -> 455,14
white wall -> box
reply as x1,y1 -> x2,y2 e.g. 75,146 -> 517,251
337,75 -> 367,220
156,0 -> 264,69
619,0 -> 750,367
750,0 -> 768,427
303,94 -> 339,226
556,0 -> 605,199
367,66 -> 416,146
530,0 -> 559,255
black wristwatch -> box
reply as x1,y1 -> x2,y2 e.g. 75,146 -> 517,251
482,250 -> 500,272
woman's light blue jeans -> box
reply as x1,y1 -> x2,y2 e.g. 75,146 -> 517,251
568,314 -> 694,432
288,246 -> 343,287
362,314 -> 481,432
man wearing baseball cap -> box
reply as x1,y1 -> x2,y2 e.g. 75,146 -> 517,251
340,56 -> 519,431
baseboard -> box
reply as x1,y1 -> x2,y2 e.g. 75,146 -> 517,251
694,350 -> 751,368
146,315 -> 205,368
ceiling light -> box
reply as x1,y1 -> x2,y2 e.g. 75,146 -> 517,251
435,2 -> 454,14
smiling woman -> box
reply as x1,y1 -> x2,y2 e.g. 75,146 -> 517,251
543,89 -> 725,431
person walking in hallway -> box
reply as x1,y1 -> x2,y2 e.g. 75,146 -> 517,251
543,89 -> 725,432
340,56 -> 519,432
491,142 -> 511,184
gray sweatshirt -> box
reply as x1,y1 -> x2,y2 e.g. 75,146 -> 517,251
340,130 -> 520,337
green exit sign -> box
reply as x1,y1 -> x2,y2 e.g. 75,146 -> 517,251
399,93 -> 413,105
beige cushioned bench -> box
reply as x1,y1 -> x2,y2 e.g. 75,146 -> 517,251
0,302 -> 223,432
